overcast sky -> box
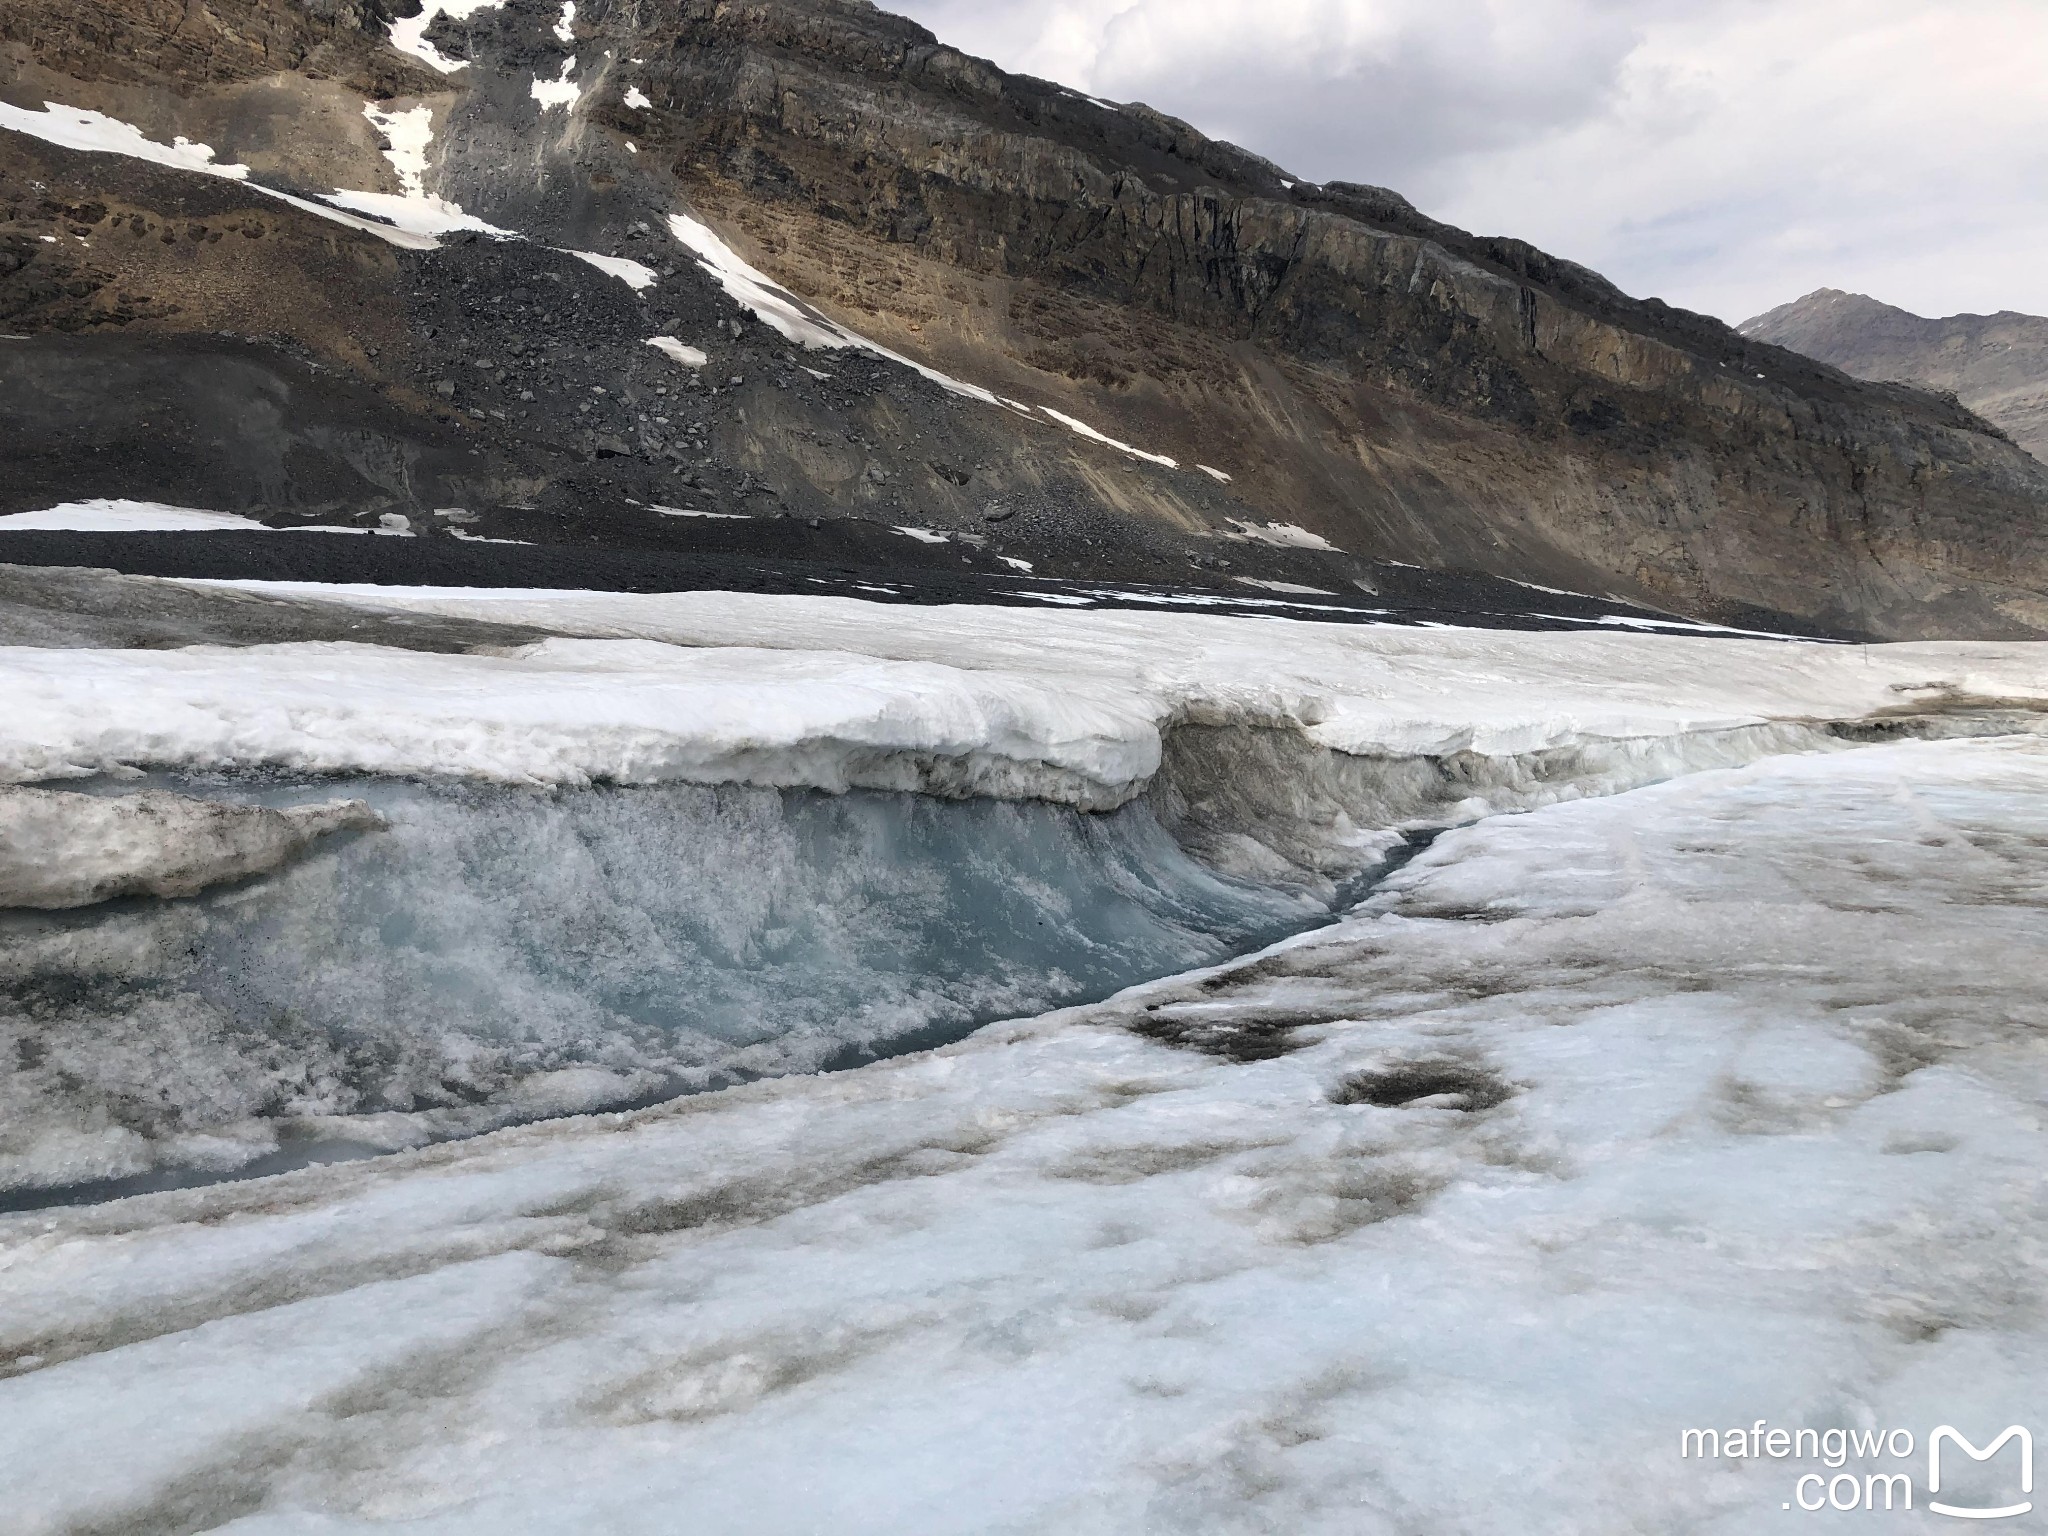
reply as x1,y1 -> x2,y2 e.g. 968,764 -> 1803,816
888,0 -> 2048,325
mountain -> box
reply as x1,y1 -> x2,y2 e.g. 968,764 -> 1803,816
1741,288 -> 2048,465
5,0 -> 2048,637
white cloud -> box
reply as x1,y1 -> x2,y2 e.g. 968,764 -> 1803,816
891,0 -> 2048,323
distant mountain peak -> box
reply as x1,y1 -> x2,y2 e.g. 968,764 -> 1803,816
1742,289 -> 2048,463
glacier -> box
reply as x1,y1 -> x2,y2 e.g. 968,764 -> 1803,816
0,777 -> 1325,1199
4,732 -> 2047,1533
5,588 -> 2048,1206
0,784 -> 379,909
3,581 -> 2048,1530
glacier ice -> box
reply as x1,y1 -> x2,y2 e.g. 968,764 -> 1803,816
5,735 -> 2046,1532
4,592 -> 2044,1201
0,785 -> 379,909
0,778 -> 1324,1197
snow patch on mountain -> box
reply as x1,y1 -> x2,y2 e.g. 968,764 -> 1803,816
0,501 -> 267,533
320,188 -> 509,240
388,0 -> 507,73
1225,517 -> 1340,552
530,57 -> 581,111
644,336 -> 707,366
665,214 -> 1015,409
335,102 -> 507,239
0,98 -> 460,249
1038,405 -> 1179,468
0,101 -> 246,178
361,101 -> 434,195
561,250 -> 657,289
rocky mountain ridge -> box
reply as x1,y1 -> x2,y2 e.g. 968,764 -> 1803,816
1742,287 -> 2048,465
3,0 -> 2046,636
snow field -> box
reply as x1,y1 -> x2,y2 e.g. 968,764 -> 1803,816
13,585 -> 2040,800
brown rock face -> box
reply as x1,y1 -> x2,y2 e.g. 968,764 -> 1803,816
0,0 -> 425,96
3,0 -> 2047,637
1742,288 -> 2048,466
598,0 -> 2048,637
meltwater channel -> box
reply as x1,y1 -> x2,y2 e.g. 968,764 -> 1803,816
2,775 -> 1377,1208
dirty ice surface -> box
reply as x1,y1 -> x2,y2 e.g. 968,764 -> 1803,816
6,736 -> 2047,1533
0,784 -> 377,909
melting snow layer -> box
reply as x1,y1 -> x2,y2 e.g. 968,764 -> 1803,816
46,584 -> 2046,785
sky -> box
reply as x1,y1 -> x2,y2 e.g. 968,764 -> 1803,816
887,0 -> 2048,325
